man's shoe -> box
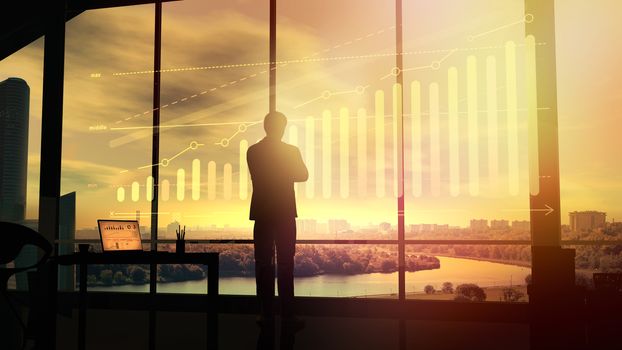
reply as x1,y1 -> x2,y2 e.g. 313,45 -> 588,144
281,315 -> 305,332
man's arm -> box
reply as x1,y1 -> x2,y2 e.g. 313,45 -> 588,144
291,147 -> 308,182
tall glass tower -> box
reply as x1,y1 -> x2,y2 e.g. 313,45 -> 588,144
0,77 -> 30,223
1,78 -> 31,290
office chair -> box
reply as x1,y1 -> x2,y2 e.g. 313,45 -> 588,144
0,221 -> 53,347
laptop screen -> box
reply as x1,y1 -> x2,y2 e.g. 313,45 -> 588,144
98,219 -> 143,252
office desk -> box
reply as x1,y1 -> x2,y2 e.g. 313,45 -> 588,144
55,251 -> 219,350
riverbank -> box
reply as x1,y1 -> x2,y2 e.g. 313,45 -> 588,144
90,256 -> 531,297
421,252 -> 531,268
359,285 -> 529,302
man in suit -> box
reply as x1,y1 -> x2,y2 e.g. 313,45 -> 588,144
247,111 -> 308,328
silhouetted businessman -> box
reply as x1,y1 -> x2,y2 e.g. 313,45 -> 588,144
247,111 -> 308,328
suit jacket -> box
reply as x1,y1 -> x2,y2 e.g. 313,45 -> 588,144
247,138 -> 308,220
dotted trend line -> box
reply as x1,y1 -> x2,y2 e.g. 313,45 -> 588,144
468,14 -> 534,41
105,25 -> 396,126
380,48 -> 458,80
134,141 -> 204,171
214,121 -> 262,148
293,85 -> 370,109
109,45 -> 511,77
112,70 -> 269,125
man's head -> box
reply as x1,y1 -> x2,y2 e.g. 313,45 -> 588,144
263,111 -> 287,140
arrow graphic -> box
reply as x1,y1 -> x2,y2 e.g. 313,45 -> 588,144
502,204 -> 554,216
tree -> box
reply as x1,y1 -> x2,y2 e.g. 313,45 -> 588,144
380,259 -> 397,272
424,285 -> 435,294
442,282 -> 454,294
100,270 -> 113,286
502,287 -> 525,302
295,257 -> 321,277
113,271 -> 127,285
128,266 -> 147,284
455,283 -> 486,302
87,275 -> 97,285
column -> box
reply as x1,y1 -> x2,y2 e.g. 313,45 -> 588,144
448,67 -> 459,196
339,107 -> 349,198
467,55 -> 479,196
429,82 -> 440,196
375,90 -> 385,197
487,55 -> 499,194
192,159 -> 200,200
526,35 -> 540,196
131,181 -> 139,202
239,140 -> 248,200
505,41 -> 519,196
357,108 -> 367,197
411,81 -> 422,197
161,179 -> 170,202
305,116 -> 315,198
146,176 -> 154,201
208,161 -> 216,200
322,110 -> 332,199
176,168 -> 185,201
223,163 -> 232,200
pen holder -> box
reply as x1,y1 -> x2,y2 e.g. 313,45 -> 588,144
175,224 -> 186,253
176,239 -> 185,254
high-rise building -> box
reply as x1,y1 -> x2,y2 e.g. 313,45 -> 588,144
0,77 -> 29,223
511,220 -> 530,232
470,219 -> 488,231
328,219 -> 350,235
1,77 -> 30,291
490,219 -> 510,230
14,192 -> 76,290
379,222 -> 391,234
296,219 -> 317,236
569,211 -> 606,232
58,192 -> 76,290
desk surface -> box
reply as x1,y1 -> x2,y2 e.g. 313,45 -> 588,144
54,251 -> 219,265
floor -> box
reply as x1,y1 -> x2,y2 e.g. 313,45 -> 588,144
55,310 -> 530,350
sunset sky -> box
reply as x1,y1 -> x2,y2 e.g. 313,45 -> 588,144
1,0 -> 621,231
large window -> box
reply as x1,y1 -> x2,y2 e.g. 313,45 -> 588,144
556,1 -> 622,280
4,0 -> 621,300
62,5 -> 156,291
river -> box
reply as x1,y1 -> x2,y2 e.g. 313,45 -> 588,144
90,256 -> 530,297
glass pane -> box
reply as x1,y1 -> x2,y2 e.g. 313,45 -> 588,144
0,40 -> 43,290
60,6 -> 156,291
144,243 -> 400,297
277,0 -> 397,239
563,244 -> 622,290
294,244 -> 398,298
406,244 -> 531,302
403,0 -> 531,235
556,1 -> 622,237
152,0 -> 269,240
63,5 -> 154,238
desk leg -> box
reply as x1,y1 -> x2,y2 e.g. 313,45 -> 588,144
40,261 -> 58,350
149,262 -> 157,350
79,261 -> 87,350
207,259 -> 218,349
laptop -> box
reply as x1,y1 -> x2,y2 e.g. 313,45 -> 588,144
97,219 -> 144,252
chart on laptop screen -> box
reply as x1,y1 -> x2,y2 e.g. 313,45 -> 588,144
98,220 -> 143,251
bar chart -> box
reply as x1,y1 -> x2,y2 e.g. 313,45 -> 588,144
116,38 -> 538,203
